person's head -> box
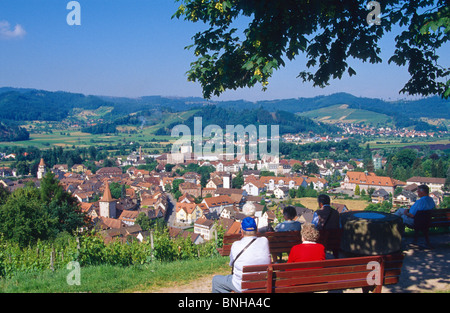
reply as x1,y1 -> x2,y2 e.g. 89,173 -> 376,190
417,184 -> 430,197
283,205 -> 297,221
301,223 -> 320,242
317,194 -> 331,208
242,201 -> 256,217
241,217 -> 257,236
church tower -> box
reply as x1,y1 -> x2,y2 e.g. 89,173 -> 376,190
37,158 -> 46,179
99,182 -> 117,218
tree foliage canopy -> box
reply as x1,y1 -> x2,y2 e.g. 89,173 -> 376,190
173,0 -> 449,99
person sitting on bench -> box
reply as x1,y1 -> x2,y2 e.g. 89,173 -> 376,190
275,205 -> 302,232
312,194 -> 340,230
288,223 -> 326,264
394,184 -> 435,248
211,217 -> 271,293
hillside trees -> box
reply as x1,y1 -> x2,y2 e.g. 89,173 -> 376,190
174,0 -> 449,99
0,172 -> 87,247
381,148 -> 449,181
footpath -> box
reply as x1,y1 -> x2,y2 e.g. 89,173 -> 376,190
149,233 -> 450,293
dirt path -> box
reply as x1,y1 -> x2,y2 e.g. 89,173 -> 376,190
147,233 -> 450,293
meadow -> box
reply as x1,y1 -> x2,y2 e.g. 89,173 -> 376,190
293,197 -> 369,211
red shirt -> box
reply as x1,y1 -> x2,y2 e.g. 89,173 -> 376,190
288,242 -> 326,264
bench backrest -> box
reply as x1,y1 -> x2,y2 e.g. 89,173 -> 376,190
241,253 -> 404,293
430,208 -> 450,228
218,231 -> 301,260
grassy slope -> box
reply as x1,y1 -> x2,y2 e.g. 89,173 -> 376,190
0,109 -> 200,149
298,104 -> 391,126
0,256 -> 229,293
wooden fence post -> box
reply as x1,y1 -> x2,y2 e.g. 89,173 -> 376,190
50,245 -> 55,272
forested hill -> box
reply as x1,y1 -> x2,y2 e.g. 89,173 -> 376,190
0,87 -> 448,127
0,89 -> 110,121
160,105 -> 339,135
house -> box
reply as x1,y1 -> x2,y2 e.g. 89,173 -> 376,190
168,226 -> 204,244
96,167 -> 122,177
0,167 -> 13,177
72,164 -> 87,173
342,171 -> 403,194
194,217 -> 216,240
393,190 -> 417,207
430,191 -> 443,206
296,207 -> 314,224
371,188 -> 390,203
206,176 -> 223,189
179,181 -> 202,198
101,225 -> 143,244
201,187 -> 216,198
242,179 -> 266,196
73,190 -> 94,203
53,164 -> 69,173
305,176 -> 328,190
140,206 -> 165,221
178,193 -> 196,204
183,172 -> 201,184
79,202 -> 98,222
175,202 -> 203,224
259,209 -> 277,232
118,210 -> 140,226
331,203 -> 350,214
273,186 -> 289,199
201,195 -> 234,215
406,176 -> 446,193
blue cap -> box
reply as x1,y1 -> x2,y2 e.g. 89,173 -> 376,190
242,217 -> 257,231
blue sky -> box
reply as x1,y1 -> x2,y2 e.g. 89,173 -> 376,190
0,0 -> 447,102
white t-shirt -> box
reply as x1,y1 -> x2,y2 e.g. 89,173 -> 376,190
229,236 -> 271,292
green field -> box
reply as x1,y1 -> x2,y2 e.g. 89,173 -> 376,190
365,138 -> 450,149
0,109 -> 200,150
298,104 -> 392,126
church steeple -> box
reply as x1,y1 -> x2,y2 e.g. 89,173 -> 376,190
99,181 -> 116,218
101,181 -> 114,202
37,158 -> 46,179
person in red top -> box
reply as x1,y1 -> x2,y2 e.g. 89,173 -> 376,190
288,223 -> 326,264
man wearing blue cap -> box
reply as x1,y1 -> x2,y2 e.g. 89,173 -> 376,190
212,217 -> 271,293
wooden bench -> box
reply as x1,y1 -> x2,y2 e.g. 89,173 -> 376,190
241,253 -> 404,293
217,231 -> 302,262
430,208 -> 450,229
218,229 -> 343,261
412,208 -> 450,244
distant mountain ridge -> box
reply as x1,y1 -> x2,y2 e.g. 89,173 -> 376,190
0,87 -> 448,128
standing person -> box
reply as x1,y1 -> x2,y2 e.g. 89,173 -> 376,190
275,205 -> 301,232
288,223 -> 326,263
212,217 -> 271,293
312,194 -> 340,230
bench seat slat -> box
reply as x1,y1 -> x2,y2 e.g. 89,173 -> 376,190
273,280 -> 374,293
274,264 -> 370,279
429,209 -> 450,229
274,271 -> 373,287
241,254 -> 404,293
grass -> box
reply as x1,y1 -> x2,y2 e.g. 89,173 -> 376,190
298,104 -> 391,126
0,256 -> 230,293
0,127 -> 176,150
0,108 -> 197,150
364,138 -> 450,149
293,197 -> 369,211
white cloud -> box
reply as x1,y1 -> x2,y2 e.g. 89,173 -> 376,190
0,20 -> 26,40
